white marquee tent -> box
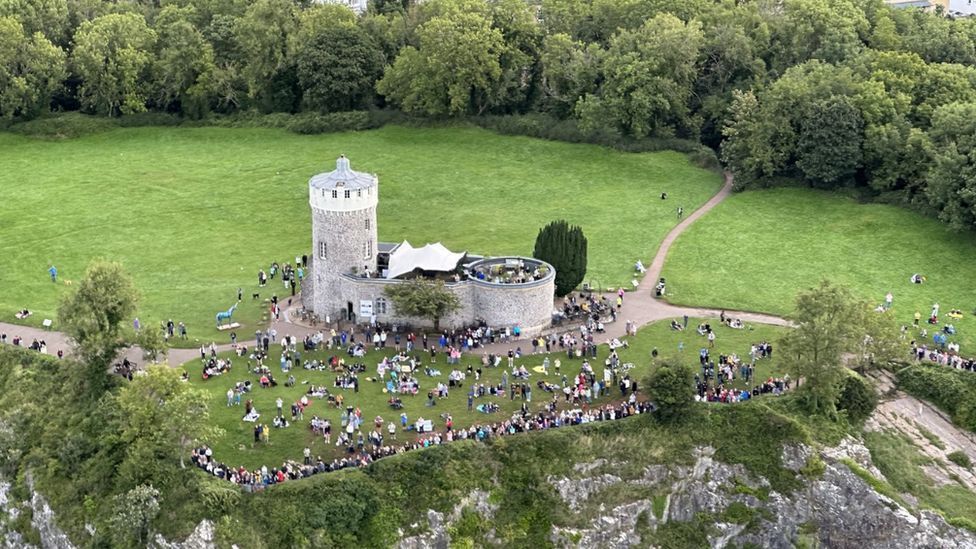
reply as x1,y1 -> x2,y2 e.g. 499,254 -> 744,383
385,241 -> 466,279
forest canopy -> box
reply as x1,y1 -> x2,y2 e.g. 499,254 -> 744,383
2,0 -> 976,228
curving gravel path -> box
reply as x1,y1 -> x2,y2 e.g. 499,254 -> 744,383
0,171 -> 790,365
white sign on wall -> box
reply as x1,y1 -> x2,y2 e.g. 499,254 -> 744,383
359,300 -> 374,317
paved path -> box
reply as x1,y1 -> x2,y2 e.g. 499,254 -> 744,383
592,172 -> 791,343
0,171 -> 790,366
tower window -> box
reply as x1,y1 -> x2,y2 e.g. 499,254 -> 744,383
357,190 -> 362,198
344,190 -> 351,199
364,240 -> 372,259
319,241 -> 327,259
375,297 -> 388,314
365,218 -> 370,230
331,190 -> 338,199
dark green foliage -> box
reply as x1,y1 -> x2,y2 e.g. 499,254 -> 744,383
240,471 -> 388,547
796,95 -> 864,186
654,512 -> 713,548
897,363 -> 976,433
285,111 -> 383,134
57,260 -> 139,397
533,219 -> 587,297
0,0 -> 974,230
948,451 -> 972,470
294,24 -> 385,113
644,362 -> 695,425
384,279 -> 461,331
836,372 -> 878,423
707,402 -> 806,493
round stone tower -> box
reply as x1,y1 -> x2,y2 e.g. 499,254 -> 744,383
308,155 -> 378,320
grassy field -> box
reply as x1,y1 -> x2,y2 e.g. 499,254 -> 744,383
0,125 -> 721,343
180,318 -> 786,469
661,187 -> 976,352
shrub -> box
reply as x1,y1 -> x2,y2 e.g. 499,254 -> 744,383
644,362 -> 695,425
947,451 -> 972,469
533,220 -> 587,297
836,372 -> 878,423
117,112 -> 182,127
11,112 -> 119,139
285,111 -> 377,134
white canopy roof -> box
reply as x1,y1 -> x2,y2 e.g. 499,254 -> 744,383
386,241 -> 466,279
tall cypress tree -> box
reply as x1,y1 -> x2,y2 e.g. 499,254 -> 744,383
533,220 -> 587,297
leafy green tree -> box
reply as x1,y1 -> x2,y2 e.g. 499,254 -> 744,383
644,361 -> 695,424
796,95 -> 864,186
294,23 -> 385,112
577,13 -> 703,138
0,16 -> 66,119
721,89 -> 790,187
384,279 -> 460,331
487,0 -> 543,113
151,5 -> 216,117
836,371 -> 878,423
370,0 -> 410,16
117,366 -> 222,477
924,101 -> 976,231
134,323 -> 168,364
532,219 -> 587,297
72,12 -> 156,115
781,280 -> 891,418
234,0 -> 297,111
106,484 -> 160,548
58,260 -> 139,395
377,10 -> 505,115
767,0 -> 869,73
540,33 -> 603,118
0,0 -> 69,45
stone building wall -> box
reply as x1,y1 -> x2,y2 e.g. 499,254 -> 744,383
471,277 -> 555,335
333,274 -> 554,335
310,205 -> 377,317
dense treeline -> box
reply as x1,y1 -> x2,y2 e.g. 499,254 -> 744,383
1,0 -> 975,228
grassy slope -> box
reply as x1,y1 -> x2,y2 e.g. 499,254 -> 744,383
662,187 -> 976,351
183,318 -> 786,469
0,125 -> 721,343
863,430 -> 976,527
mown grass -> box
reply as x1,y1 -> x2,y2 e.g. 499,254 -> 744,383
181,318 -> 786,469
0,125 -> 721,344
662,187 -> 976,351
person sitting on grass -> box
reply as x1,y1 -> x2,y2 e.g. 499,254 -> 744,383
671,319 -> 684,331
14,309 -> 31,319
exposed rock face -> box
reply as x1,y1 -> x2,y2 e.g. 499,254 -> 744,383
399,443 -> 976,549
0,476 -> 216,549
548,446 -> 976,549
398,490 -> 498,549
151,520 -> 215,549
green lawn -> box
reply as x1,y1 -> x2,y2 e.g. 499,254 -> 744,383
661,187 -> 976,352
180,318 -> 786,469
0,125 -> 721,343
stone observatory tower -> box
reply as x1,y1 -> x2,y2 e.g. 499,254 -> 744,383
306,155 -> 378,320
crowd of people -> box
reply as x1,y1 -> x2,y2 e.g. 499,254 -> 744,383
911,342 -> 976,371
191,398 -> 655,490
